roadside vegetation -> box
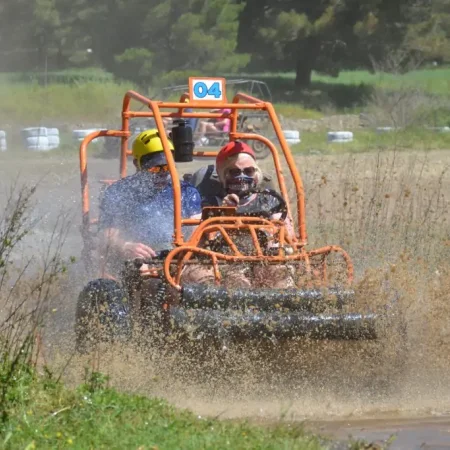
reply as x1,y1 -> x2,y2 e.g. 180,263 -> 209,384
2,369 -> 328,450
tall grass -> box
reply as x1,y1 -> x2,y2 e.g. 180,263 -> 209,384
0,183 -> 69,424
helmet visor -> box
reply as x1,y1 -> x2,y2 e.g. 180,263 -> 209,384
140,152 -> 168,169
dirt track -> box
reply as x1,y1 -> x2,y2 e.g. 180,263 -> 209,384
1,150 -> 450,449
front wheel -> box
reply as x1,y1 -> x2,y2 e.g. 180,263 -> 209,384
75,278 -> 131,353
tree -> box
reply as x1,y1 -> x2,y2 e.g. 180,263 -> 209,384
47,0 -> 249,86
404,0 -> 450,63
114,0 -> 250,86
237,0 -> 420,87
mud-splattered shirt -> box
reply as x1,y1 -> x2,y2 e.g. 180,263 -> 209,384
99,171 -> 201,251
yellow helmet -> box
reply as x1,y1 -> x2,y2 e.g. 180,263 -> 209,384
132,129 -> 174,169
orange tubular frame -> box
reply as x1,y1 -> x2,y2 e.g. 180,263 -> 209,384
79,83 -> 354,289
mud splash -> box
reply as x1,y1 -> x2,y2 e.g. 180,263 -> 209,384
4,151 -> 450,449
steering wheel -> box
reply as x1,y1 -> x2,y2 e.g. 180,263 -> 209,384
132,250 -> 171,268
236,188 -> 288,221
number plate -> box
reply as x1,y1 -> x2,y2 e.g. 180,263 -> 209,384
189,77 -> 226,103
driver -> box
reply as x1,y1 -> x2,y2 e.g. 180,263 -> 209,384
99,129 -> 202,276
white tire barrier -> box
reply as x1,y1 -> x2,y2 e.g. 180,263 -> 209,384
73,129 -> 104,143
328,131 -> 354,143
21,127 -> 61,151
376,127 -> 397,133
0,130 -> 6,152
21,127 -> 48,138
47,135 -> 61,149
283,129 -> 301,144
47,127 -> 60,137
25,136 -> 51,152
428,126 -> 450,133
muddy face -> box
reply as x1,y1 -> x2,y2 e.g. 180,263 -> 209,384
222,154 -> 258,196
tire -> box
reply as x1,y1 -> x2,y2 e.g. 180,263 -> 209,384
75,278 -> 131,353
47,128 -> 60,136
283,130 -> 300,140
47,135 -> 60,149
25,136 -> 49,147
21,127 -> 48,138
327,131 -> 353,143
251,139 -> 271,159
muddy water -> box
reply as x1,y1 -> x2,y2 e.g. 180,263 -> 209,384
2,150 -> 450,449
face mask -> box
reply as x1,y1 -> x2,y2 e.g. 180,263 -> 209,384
225,174 -> 255,198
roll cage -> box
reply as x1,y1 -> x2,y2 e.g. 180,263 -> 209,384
79,78 -> 353,289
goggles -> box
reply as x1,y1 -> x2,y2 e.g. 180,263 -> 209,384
148,164 -> 169,174
227,167 -> 257,178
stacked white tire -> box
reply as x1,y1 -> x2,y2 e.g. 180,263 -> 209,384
0,130 -> 6,151
376,127 -> 396,134
47,128 -> 60,149
327,131 -> 354,143
21,127 -> 50,151
283,130 -> 301,145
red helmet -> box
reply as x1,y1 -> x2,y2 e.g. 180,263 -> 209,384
216,141 -> 256,168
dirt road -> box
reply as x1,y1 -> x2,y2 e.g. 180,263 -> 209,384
1,150 -> 450,449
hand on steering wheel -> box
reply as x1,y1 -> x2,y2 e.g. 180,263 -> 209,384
222,193 -> 240,206
236,188 -> 288,221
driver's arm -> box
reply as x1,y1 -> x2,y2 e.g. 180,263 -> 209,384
101,227 -> 156,260
98,187 -> 156,260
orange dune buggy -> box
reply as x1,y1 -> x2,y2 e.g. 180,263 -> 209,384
75,77 -> 383,351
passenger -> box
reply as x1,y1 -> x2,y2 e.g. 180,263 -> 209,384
195,108 -> 231,146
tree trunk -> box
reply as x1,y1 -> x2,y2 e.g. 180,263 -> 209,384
295,61 -> 313,88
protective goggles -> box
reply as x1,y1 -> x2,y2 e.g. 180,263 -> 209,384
148,164 -> 169,173
227,167 -> 257,177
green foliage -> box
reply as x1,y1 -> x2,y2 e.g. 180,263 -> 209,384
1,0 -> 449,90
0,78 -> 134,125
405,0 -> 450,62
114,48 -> 154,86
0,369 -> 328,450
238,0 -> 450,86
139,0 -> 250,85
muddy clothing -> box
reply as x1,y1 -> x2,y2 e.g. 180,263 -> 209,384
99,171 -> 201,251
183,165 -> 294,289
189,164 -> 277,214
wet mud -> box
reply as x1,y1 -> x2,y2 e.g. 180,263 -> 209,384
2,150 -> 450,449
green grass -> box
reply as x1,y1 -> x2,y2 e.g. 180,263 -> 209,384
0,67 -> 114,84
274,103 -> 323,120
236,66 -> 450,110
240,67 -> 450,96
312,68 -> 450,95
1,66 -> 449,127
1,371 -> 329,450
0,81 -> 139,125
291,128 -> 450,154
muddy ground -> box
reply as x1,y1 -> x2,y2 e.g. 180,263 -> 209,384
1,149 -> 450,449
